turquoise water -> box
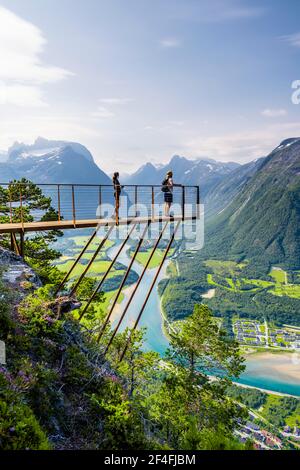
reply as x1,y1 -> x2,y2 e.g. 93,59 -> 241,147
237,354 -> 300,396
107,243 -> 300,397
108,242 -> 169,353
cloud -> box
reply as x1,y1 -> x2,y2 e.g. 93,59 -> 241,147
160,38 -> 182,48
0,6 -> 72,106
0,82 -> 46,107
0,114 -> 101,151
143,121 -> 185,133
184,121 -> 300,162
261,108 -> 287,118
99,98 -> 133,105
91,106 -> 115,119
168,120 -> 185,127
91,98 -> 133,119
168,0 -> 265,23
280,32 -> 300,48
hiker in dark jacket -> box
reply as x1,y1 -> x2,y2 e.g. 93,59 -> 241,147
112,172 -> 122,221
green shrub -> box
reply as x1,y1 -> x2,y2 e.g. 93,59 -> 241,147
0,373 -> 50,450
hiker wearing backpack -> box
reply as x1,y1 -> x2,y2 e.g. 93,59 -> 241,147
162,170 -> 174,217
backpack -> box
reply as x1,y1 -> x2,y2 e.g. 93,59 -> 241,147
161,178 -> 169,192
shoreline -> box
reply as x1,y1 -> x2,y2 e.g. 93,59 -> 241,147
108,283 -> 137,324
242,346 -> 299,356
158,260 -> 177,341
159,300 -> 300,396
159,295 -> 176,341
232,380 -> 300,399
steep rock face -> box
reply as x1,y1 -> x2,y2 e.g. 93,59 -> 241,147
0,246 -> 42,294
0,247 -> 81,313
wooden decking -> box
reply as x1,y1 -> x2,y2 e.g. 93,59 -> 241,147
0,215 -> 197,234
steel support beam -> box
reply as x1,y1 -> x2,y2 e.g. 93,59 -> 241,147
69,225 -> 115,297
119,220 -> 180,362
103,221 -> 169,352
78,223 -> 137,321
55,229 -> 100,296
97,221 -> 151,343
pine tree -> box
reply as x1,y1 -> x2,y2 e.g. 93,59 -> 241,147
0,178 -> 63,284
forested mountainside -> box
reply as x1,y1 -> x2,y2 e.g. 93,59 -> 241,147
203,138 -> 300,268
204,157 -> 265,218
0,137 -> 111,184
160,139 -> 300,326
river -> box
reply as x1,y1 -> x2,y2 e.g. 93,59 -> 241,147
107,242 -> 300,397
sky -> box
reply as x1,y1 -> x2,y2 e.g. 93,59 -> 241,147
1,0 -> 300,173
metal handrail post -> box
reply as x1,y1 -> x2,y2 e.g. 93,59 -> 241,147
72,185 -> 76,226
20,189 -> 24,232
182,186 -> 185,221
57,184 -> 61,222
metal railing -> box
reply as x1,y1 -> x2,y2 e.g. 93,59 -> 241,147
0,183 -> 200,227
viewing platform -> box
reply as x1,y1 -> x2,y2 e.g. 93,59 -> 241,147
0,214 -> 196,234
0,183 -> 200,234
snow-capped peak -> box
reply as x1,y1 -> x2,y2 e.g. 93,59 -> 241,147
8,137 -> 94,164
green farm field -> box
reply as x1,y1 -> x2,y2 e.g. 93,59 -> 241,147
131,247 -> 175,269
205,260 -> 300,300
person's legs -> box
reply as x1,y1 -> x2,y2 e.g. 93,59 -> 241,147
166,202 -> 171,216
113,192 -> 120,218
112,193 -> 116,218
115,193 -> 120,224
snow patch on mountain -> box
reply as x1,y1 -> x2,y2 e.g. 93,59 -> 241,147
274,137 -> 300,152
8,137 -> 94,164
1,137 -> 110,185
19,147 -> 61,159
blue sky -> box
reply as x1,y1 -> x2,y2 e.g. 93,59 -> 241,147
1,0 -> 300,172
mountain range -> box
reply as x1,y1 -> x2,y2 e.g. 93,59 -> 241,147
0,137 -> 249,215
122,155 -> 240,198
0,137 -> 110,185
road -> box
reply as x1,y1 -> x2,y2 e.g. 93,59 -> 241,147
264,318 -> 269,347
